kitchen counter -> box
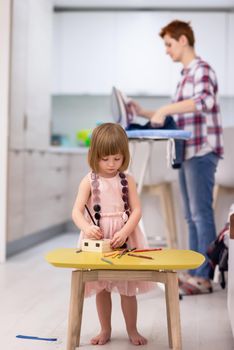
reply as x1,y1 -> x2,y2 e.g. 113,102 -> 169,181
48,146 -> 88,154
9,146 -> 89,155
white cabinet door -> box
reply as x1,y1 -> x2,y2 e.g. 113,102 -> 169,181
10,0 -> 52,151
227,13 -> 234,96
52,11 -> 173,95
25,0 -> 52,149
168,12 -> 227,95
53,12 -> 116,94
7,151 -> 25,242
24,152 -> 70,235
9,0 -> 29,149
67,154 -> 89,213
113,12 -> 172,95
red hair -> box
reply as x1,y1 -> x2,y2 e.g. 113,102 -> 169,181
160,20 -> 195,47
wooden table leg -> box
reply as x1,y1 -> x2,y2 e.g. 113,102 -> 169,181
165,272 -> 182,350
67,270 -> 85,350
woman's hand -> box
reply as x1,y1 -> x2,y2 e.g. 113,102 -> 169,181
150,107 -> 167,126
127,100 -> 144,116
110,231 -> 128,249
85,225 -> 103,240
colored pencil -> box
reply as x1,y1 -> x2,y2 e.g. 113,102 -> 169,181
103,252 -> 119,257
16,335 -> 57,342
85,204 -> 97,226
127,253 -> 154,260
133,248 -> 162,253
118,248 -> 128,258
101,257 -> 114,265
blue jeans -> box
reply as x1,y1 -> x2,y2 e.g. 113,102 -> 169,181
178,152 -> 219,279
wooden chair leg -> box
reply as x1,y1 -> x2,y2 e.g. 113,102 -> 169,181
67,270 -> 85,350
159,183 -> 177,248
164,272 -> 182,350
213,184 -> 220,210
147,183 -> 177,248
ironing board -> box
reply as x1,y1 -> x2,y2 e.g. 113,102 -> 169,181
126,129 -> 191,194
126,129 -> 191,247
46,248 -> 205,350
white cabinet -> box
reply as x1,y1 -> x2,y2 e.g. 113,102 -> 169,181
53,11 -> 172,95
113,12 -> 172,95
25,0 -> 52,149
67,153 -> 89,213
10,0 -> 52,150
23,152 -> 70,236
52,11 -> 230,96
9,0 -> 29,149
7,151 -> 25,242
7,150 -> 71,241
53,12 -> 116,95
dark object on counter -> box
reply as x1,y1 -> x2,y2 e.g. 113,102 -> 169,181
51,134 -> 70,146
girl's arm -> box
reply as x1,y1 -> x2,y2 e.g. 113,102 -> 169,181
72,175 -> 103,239
110,174 -> 141,248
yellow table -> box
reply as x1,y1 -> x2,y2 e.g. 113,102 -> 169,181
46,248 -> 204,350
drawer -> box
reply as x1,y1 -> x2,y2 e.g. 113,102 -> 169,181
24,193 -> 70,235
48,153 -> 69,170
46,168 -> 69,196
7,213 -> 24,242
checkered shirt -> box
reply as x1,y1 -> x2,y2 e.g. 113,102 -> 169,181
172,57 -> 224,160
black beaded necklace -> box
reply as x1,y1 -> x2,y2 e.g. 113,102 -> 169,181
90,171 -> 130,227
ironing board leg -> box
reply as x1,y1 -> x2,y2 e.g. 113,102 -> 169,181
67,270 -> 85,350
136,140 -> 152,195
165,272 -> 182,350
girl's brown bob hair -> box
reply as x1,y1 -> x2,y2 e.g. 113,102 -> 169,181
88,123 -> 130,173
159,20 -> 195,47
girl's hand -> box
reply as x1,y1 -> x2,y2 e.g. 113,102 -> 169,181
110,231 -> 128,249
85,225 -> 103,240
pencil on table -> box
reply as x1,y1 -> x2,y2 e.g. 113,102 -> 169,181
133,248 -> 162,253
118,248 -> 128,258
101,257 -> 114,265
127,253 -> 154,260
104,251 -> 120,257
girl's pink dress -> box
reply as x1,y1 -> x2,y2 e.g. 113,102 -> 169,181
78,171 -> 154,297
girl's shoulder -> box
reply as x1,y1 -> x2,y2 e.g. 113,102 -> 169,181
79,172 -> 92,188
125,172 -> 136,186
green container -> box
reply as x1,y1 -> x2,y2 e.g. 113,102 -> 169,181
76,129 -> 92,147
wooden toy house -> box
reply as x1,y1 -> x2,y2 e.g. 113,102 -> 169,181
81,238 -> 112,252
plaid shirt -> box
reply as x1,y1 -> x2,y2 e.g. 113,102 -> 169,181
172,57 -> 224,160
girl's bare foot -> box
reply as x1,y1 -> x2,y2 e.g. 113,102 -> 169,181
91,330 -> 111,345
128,330 -> 147,345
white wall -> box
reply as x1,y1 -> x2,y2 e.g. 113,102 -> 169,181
0,0 -> 11,262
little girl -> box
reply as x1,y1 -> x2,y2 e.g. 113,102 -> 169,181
72,123 -> 153,346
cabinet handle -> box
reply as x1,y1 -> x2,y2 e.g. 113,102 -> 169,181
55,195 -> 62,200
23,113 -> 28,131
